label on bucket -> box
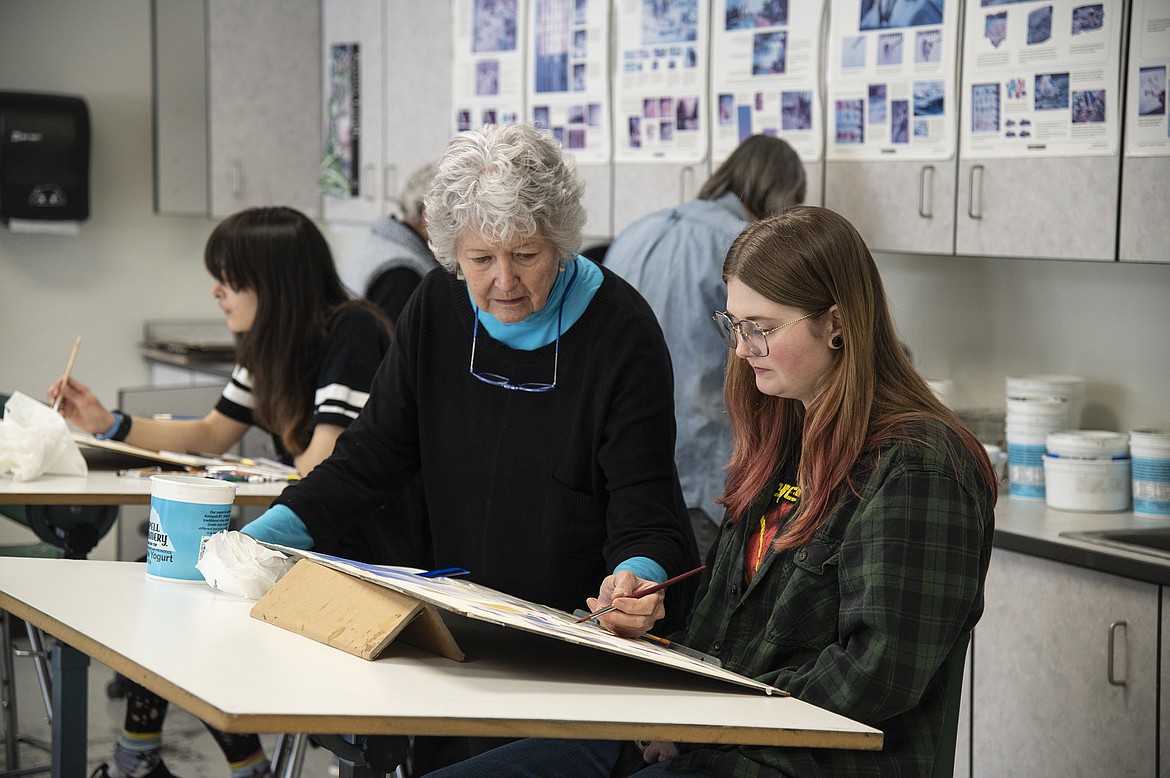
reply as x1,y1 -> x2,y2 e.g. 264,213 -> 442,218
147,496 -> 233,582
1008,441 -> 1046,500
1132,456 -> 1170,517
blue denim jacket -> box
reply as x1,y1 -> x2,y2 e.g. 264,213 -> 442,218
605,192 -> 750,525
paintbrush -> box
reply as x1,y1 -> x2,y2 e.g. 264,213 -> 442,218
573,564 -> 706,623
52,336 -> 81,412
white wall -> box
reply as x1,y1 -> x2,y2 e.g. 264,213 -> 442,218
2,0 -> 1168,435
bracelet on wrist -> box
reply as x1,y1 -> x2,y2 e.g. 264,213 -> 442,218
97,410 -> 132,442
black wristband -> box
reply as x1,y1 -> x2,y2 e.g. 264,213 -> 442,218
98,410 -> 132,442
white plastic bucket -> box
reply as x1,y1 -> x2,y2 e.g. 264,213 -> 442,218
1046,430 -> 1130,461
1005,396 -> 1070,433
1006,375 -> 1084,428
1043,457 -> 1130,512
1006,428 -> 1048,501
1130,429 -> 1170,518
147,475 -> 236,582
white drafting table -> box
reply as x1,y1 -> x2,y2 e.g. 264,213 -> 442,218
0,558 -> 882,776
0,470 -> 286,507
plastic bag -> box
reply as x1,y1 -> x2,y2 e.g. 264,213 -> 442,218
196,530 -> 297,599
0,391 -> 88,481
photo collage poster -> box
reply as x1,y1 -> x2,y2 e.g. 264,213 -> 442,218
826,0 -> 960,161
321,42 -> 361,198
613,0 -> 711,163
526,0 -> 612,163
1125,0 -> 1170,157
453,0 -> 528,134
960,0 -> 1123,158
709,0 -> 826,164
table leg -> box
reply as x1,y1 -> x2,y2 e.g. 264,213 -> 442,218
48,642 -> 88,778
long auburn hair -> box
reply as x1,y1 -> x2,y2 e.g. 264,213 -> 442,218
204,207 -> 390,454
718,206 -> 997,549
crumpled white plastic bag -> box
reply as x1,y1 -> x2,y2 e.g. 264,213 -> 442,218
0,391 -> 88,481
196,530 -> 297,599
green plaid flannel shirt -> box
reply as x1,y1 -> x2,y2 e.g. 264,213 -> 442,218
670,419 -> 995,777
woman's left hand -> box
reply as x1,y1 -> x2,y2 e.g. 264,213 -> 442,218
587,570 -> 665,638
638,740 -> 679,763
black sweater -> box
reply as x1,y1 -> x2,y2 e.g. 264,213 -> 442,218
277,266 -> 699,622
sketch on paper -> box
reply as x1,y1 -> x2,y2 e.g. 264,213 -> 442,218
473,0 -> 518,53
859,0 -> 944,31
1138,67 -> 1166,116
1034,72 -> 1069,110
676,96 -> 701,130
1026,6 -> 1052,45
261,544 -> 784,695
641,0 -> 699,45
916,29 -> 942,62
1070,4 -> 1103,35
971,83 -> 1000,132
781,91 -> 813,130
1071,89 -> 1105,123
476,61 -> 501,96
891,99 -> 910,142
984,11 -> 1007,48
725,0 -> 788,31
835,99 -> 864,144
842,35 -> 867,69
868,84 -> 888,124
752,31 -> 787,75
877,33 -> 903,65
533,0 -> 570,93
913,80 -> 945,115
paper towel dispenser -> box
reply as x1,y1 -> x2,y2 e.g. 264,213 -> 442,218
0,91 -> 91,223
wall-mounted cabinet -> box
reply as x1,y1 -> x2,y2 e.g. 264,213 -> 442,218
612,162 -> 709,236
383,0 -> 453,210
826,159 -> 957,255
319,0 -> 453,225
822,0 -> 961,255
1118,0 -> 1170,264
152,0 -> 321,219
953,0 -> 1126,261
1119,156 -> 1170,263
955,156 -> 1120,260
155,0 -> 1162,258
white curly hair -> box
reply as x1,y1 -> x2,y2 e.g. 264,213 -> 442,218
424,123 -> 585,272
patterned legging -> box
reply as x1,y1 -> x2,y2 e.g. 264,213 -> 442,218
124,681 -> 262,763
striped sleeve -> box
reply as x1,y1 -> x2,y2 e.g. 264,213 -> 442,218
311,308 -> 391,430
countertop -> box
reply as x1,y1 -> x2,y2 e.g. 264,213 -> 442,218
993,497 -> 1170,586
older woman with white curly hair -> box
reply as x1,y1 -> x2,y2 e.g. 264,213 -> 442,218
241,122 -> 699,769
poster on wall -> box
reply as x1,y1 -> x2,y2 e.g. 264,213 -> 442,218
452,0 -> 528,134
709,0 -> 826,164
320,42 -> 360,197
825,0 -> 960,162
526,0 -> 611,162
959,0 -> 1122,159
612,0 -> 710,163
1125,0 -> 1170,157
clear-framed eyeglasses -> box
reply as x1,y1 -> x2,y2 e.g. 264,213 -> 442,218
468,262 -> 579,392
711,309 -> 816,357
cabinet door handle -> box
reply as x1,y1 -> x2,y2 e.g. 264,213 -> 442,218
384,164 -> 398,205
679,166 -> 694,204
231,160 -> 243,197
363,163 -> 377,202
967,164 -> 984,220
1107,620 -> 1126,687
918,165 -> 934,218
